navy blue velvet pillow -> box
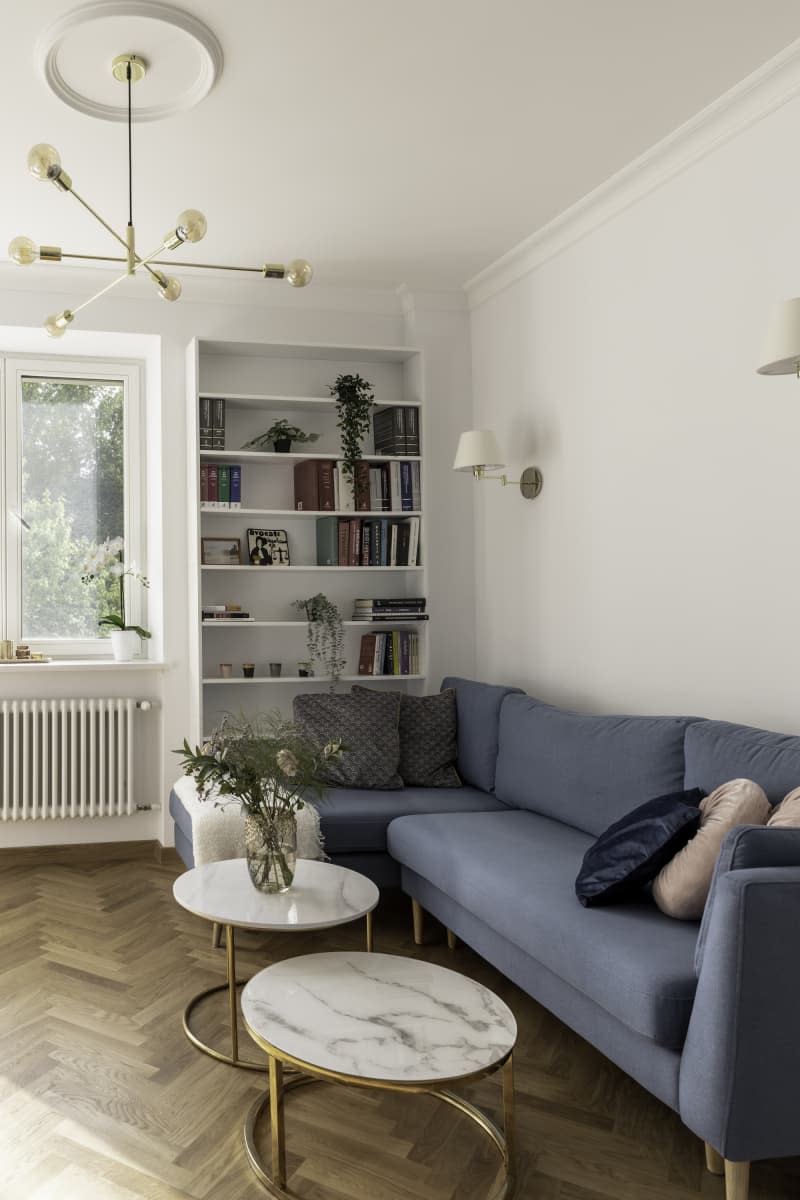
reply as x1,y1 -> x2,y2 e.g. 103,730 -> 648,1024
575,789 -> 705,907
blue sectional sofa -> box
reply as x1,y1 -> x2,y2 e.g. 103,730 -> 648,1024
170,677 -> 800,1198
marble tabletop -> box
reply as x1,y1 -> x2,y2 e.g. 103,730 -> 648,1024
241,951 -> 517,1084
172,859 -> 379,930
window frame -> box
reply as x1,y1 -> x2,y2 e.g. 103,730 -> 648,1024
1,354 -> 146,659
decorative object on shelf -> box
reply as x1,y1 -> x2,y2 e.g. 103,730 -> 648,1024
329,374 -> 374,480
9,50 -> 312,336
201,537 -> 241,565
176,710 -> 343,893
243,419 -> 320,453
269,662 -> 283,677
247,528 -> 290,566
298,661 -> 314,678
292,593 -> 346,686
0,640 -> 13,660
219,663 -> 233,678
242,663 -> 255,678
757,297 -> 800,375
453,429 -> 543,500
80,536 -> 151,661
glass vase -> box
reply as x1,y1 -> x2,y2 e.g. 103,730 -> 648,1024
244,812 -> 297,893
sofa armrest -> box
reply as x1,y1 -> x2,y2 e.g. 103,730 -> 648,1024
679,865 -> 800,1162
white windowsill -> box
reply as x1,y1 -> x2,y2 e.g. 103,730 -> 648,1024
0,660 -> 169,673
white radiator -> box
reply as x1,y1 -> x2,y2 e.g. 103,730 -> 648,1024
0,698 -> 150,820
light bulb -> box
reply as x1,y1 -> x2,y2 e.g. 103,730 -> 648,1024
176,209 -> 207,243
158,275 -> 182,302
9,236 -> 38,265
44,310 -> 73,338
286,258 -> 313,288
28,143 -> 61,181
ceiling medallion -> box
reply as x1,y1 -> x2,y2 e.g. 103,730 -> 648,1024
9,52 -> 312,337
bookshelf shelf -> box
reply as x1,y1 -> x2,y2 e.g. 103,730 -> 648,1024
190,337 -> 428,735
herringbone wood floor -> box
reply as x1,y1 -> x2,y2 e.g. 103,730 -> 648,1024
1,859 -> 798,1200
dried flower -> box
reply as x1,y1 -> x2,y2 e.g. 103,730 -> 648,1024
277,748 -> 299,777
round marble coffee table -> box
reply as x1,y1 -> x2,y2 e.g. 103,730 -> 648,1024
241,951 -> 517,1198
173,860 -> 379,1071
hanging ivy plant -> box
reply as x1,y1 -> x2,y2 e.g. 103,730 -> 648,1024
291,593 -> 345,686
329,373 -> 374,480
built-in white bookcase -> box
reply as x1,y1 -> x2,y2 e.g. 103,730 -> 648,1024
187,339 -> 427,737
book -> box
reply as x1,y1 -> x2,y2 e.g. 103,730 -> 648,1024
404,407 -> 420,455
200,462 -> 209,505
389,461 -> 402,511
337,518 -> 350,566
360,523 -> 370,566
207,463 -> 219,507
407,516 -> 420,566
335,461 -> 354,511
399,461 -> 413,511
384,631 -> 395,674
411,461 -> 421,510
373,406 -> 406,455
199,396 -> 213,450
369,467 -> 382,512
399,630 -> 410,675
230,463 -> 242,508
354,461 -> 371,512
212,397 -> 226,450
350,613 -> 429,621
374,633 -> 387,674
353,597 -> 426,609
379,519 -> 389,566
294,460 -> 336,511
358,634 -> 377,675
389,522 -> 399,567
218,464 -> 231,507
397,522 -> 411,566
316,516 -> 339,566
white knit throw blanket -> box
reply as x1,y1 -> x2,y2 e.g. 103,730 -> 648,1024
171,775 -> 323,866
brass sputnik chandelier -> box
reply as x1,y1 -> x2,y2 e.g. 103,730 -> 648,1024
8,54 -> 312,337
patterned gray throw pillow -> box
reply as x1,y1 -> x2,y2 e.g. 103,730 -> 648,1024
293,690 -> 403,789
352,686 -> 461,788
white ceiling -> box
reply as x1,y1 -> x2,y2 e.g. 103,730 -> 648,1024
2,1 -> 799,291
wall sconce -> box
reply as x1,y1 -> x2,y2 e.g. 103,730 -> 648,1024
452,429 -> 543,500
757,298 -> 800,375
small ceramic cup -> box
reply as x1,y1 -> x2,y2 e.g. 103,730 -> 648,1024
242,663 -> 255,678
297,661 -> 314,678
269,662 -> 282,677
219,663 -> 233,678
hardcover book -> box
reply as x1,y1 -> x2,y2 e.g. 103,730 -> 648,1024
294,459 -> 336,511
212,397 -> 226,450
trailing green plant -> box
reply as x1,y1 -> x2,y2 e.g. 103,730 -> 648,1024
292,592 -> 345,685
80,537 -> 151,639
329,373 -> 374,480
243,418 -> 320,450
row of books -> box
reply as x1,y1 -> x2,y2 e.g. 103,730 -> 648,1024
202,605 -> 252,621
373,407 -> 420,456
295,459 -> 420,513
352,597 -> 427,622
316,517 -> 420,567
201,463 -> 243,507
358,631 -> 421,676
199,397 -> 226,450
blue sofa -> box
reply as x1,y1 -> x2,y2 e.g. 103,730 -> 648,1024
170,677 -> 800,1198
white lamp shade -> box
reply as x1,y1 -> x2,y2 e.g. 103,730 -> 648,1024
453,429 -> 506,471
757,297 -> 800,375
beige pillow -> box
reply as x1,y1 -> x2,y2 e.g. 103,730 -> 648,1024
652,779 -> 769,920
767,786 -> 800,827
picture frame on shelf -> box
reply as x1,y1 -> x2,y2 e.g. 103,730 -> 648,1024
201,537 -> 241,566
247,527 -> 290,566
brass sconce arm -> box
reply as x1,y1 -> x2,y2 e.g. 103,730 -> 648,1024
473,465 -> 543,500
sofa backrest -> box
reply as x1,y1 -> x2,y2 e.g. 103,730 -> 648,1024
494,693 -> 697,836
684,719 -> 800,805
441,676 -> 524,792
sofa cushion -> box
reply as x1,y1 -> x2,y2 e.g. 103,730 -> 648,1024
294,690 -> 403,789
494,694 -> 697,836
441,676 -> 524,792
575,789 -> 704,907
388,809 -> 699,1049
352,685 -> 460,787
684,720 -> 800,806
319,785 -> 506,855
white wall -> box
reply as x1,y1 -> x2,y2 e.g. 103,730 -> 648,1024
469,89 -> 800,732
0,271 -> 475,846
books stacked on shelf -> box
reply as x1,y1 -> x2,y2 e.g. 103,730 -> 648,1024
358,631 -> 420,675
368,461 -> 420,512
373,406 -> 420,456
199,396 -> 226,450
352,598 -> 428,622
294,459 -> 336,511
200,462 -> 242,508
202,605 -> 253,621
316,517 -> 420,566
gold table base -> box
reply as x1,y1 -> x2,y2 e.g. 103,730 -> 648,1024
243,1053 -> 515,1199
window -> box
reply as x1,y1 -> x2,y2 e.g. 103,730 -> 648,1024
2,356 -> 144,657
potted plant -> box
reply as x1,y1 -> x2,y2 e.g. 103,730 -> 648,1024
80,537 -> 151,661
243,419 -> 320,453
292,593 -> 345,685
176,711 -> 343,893
329,373 -> 374,479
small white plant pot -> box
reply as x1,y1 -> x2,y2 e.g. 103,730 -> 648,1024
110,629 -> 140,661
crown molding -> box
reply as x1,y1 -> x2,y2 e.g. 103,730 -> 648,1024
465,37 -> 800,310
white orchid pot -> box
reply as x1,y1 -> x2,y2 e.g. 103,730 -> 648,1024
110,629 -> 140,661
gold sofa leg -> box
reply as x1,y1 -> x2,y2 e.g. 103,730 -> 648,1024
446,928 -> 458,950
705,1143 -> 724,1175
724,1160 -> 750,1200
211,922 -> 222,949
411,899 -> 424,945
